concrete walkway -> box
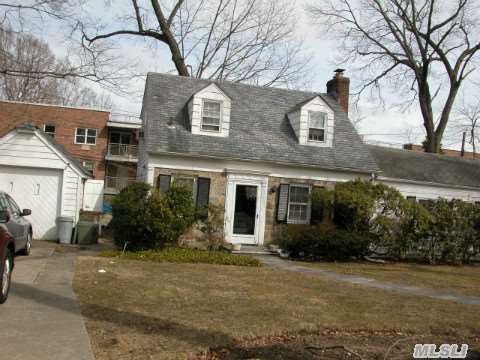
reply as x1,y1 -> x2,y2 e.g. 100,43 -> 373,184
259,256 -> 480,306
0,242 -> 95,360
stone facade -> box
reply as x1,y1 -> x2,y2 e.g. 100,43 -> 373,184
264,177 -> 336,243
153,168 -> 227,208
153,167 -> 338,245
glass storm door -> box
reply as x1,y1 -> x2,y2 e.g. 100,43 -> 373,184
232,184 -> 258,243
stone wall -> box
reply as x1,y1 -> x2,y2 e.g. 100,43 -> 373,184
153,167 -> 338,244
153,168 -> 227,208
264,177 -> 336,244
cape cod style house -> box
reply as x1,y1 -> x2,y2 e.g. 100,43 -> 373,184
137,71 -> 480,246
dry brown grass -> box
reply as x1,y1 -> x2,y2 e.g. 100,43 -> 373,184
301,261 -> 480,297
73,257 -> 480,359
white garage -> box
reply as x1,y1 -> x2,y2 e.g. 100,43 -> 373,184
0,124 -> 91,239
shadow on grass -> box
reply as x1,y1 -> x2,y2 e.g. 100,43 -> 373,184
11,282 -> 233,349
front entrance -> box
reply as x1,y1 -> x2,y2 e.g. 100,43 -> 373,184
225,173 -> 268,245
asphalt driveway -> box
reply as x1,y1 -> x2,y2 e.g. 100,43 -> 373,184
0,241 -> 95,360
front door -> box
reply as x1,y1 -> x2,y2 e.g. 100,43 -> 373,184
232,185 -> 258,243
225,174 -> 268,245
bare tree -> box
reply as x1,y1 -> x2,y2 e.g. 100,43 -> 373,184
448,96 -> 480,157
80,0 -> 310,87
309,0 -> 480,153
0,28 -> 112,108
0,1 -> 128,91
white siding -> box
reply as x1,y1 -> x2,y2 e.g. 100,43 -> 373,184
0,132 -> 65,169
189,83 -> 231,138
0,129 -> 89,239
378,177 -> 480,203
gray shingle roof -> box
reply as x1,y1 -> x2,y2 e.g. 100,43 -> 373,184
368,145 -> 480,188
142,73 -> 379,173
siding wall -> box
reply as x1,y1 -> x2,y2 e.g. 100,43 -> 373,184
378,177 -> 480,202
0,130 -> 86,225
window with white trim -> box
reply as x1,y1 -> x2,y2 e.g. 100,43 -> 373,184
287,185 -> 310,223
308,111 -> 327,142
75,128 -> 97,145
172,175 -> 197,202
201,100 -> 222,132
44,124 -> 55,138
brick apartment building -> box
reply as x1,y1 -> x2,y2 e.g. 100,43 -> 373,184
0,100 -> 141,199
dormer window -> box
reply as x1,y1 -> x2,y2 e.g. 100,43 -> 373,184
201,100 -> 222,132
188,83 -> 231,138
287,96 -> 334,147
308,111 -> 327,142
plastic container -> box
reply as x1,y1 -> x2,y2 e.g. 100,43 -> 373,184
57,216 -> 74,244
77,221 -> 98,245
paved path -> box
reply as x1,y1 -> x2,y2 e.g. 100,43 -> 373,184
0,242 -> 95,360
259,256 -> 480,306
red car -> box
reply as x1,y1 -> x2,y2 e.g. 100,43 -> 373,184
0,191 -> 32,304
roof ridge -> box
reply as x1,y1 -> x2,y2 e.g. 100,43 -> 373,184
367,144 -> 480,164
146,72 -> 325,98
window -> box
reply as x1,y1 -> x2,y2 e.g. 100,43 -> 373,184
81,160 -> 95,174
75,128 -> 97,145
201,100 -> 222,132
44,124 -> 55,138
5,194 -> 21,216
172,175 -> 197,202
308,111 -> 327,142
287,185 -> 310,223
406,196 -> 417,203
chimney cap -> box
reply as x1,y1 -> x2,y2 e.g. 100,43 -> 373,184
334,68 -> 346,74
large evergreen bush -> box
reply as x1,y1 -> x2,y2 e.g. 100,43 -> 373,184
111,183 -> 196,251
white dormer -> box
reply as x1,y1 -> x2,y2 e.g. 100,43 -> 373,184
287,96 -> 334,147
187,83 -> 231,137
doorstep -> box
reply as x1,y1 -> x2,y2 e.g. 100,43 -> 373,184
231,244 -> 279,256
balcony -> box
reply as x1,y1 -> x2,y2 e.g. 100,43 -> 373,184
106,143 -> 138,162
104,176 -> 136,193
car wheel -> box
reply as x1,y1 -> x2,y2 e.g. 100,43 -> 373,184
19,232 -> 32,256
0,248 -> 13,304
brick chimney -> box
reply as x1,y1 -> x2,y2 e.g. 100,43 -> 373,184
327,69 -> 350,114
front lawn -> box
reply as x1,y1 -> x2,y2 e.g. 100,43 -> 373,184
100,248 -> 261,267
301,261 -> 480,297
74,256 -> 480,359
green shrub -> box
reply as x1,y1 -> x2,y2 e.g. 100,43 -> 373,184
111,182 -> 151,250
275,225 -> 371,261
111,183 -> 197,251
100,248 -> 261,267
419,199 -> 480,264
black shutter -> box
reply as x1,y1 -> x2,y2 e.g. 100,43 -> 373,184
310,186 -> 324,225
157,175 -> 171,193
276,184 -> 290,222
196,177 -> 211,207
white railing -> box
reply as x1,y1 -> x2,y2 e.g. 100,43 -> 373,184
105,176 -> 136,191
108,143 -> 138,158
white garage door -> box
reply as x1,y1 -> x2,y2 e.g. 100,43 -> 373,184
0,165 -> 62,239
